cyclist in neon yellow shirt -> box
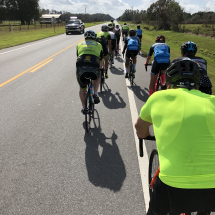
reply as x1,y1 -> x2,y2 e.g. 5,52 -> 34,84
135,59 -> 215,215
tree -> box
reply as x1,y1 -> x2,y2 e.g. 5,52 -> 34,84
147,0 -> 183,30
5,0 -> 39,25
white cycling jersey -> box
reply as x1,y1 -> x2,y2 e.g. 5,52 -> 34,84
108,31 -> 116,40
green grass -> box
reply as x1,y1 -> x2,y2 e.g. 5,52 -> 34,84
0,22 -> 105,50
119,21 -> 215,95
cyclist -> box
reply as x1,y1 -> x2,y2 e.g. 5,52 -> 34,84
76,30 -> 103,114
108,19 -> 115,27
113,24 -> 121,53
122,29 -> 140,79
108,26 -> 117,64
135,59 -> 215,215
145,35 -> 170,96
96,25 -> 111,78
172,41 -> 212,95
136,24 -> 142,50
121,23 -> 129,41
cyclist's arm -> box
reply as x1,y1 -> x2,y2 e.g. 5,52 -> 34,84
135,116 -> 152,139
146,47 -> 154,64
107,37 -> 111,54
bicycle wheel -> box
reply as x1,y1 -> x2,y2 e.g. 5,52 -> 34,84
85,92 -> 93,133
100,70 -> 104,93
148,149 -> 159,196
129,62 -> 134,86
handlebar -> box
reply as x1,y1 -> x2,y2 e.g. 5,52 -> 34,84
139,135 -> 155,157
144,63 -> 152,72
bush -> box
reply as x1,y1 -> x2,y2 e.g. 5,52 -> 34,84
143,26 -> 150,30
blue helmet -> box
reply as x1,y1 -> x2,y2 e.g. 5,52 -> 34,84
84,30 -> 96,39
181,41 -> 197,55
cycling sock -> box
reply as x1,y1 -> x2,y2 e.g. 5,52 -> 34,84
126,68 -> 128,73
133,64 -> 136,71
149,90 -> 155,96
161,75 -> 165,85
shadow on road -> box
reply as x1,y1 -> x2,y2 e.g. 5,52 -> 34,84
99,88 -> 126,109
84,127 -> 126,192
128,84 -> 149,103
109,67 -> 124,76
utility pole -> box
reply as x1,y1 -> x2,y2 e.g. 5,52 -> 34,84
85,7 -> 86,14
131,6 -> 133,22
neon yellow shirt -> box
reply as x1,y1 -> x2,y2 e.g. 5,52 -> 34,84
140,88 -> 215,189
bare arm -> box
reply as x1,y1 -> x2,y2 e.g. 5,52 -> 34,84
135,116 -> 152,139
146,56 -> 151,64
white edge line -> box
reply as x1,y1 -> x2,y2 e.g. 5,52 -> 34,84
119,29 -> 150,212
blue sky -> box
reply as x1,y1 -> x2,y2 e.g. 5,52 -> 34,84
39,0 -> 215,19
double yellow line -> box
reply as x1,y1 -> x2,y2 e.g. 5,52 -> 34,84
0,38 -> 84,88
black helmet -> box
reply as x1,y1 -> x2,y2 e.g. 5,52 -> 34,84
124,23 -> 127,25
166,59 -> 200,90
108,26 -> 114,31
129,29 -> 136,36
116,25 -> 119,28
137,24 -> 140,29
101,25 -> 108,32
111,19 -> 114,22
181,41 -> 197,55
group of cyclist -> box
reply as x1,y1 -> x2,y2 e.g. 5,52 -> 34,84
76,20 -> 215,215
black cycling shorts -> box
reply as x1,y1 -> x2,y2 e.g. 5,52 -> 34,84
147,177 -> 215,215
111,39 -> 116,51
126,49 -> 139,59
137,35 -> 142,40
76,66 -> 100,89
116,35 -> 120,44
151,59 -> 170,75
122,30 -> 128,36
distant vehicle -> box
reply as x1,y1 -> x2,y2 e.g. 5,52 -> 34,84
65,19 -> 85,35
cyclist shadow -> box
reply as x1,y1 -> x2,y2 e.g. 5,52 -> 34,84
84,128 -> 126,192
99,89 -> 126,109
114,56 -> 123,63
128,84 -> 149,102
109,67 -> 124,75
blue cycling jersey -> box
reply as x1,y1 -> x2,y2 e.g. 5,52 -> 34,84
148,42 -> 170,63
126,36 -> 140,51
136,29 -> 142,36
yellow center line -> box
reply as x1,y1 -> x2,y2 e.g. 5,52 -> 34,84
0,38 -> 84,88
30,59 -> 53,73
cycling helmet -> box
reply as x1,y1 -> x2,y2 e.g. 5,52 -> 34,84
124,23 -> 127,25
137,24 -> 140,29
129,29 -> 136,36
111,19 -> 114,22
181,41 -> 197,55
101,25 -> 108,32
155,35 -> 166,42
84,30 -> 96,39
116,25 -> 119,28
166,59 -> 200,90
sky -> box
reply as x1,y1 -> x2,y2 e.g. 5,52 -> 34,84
39,0 -> 215,19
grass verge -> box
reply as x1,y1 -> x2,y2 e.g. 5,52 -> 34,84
119,22 -> 215,95
0,22 -> 105,50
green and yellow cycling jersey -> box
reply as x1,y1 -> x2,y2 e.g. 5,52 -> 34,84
76,40 -> 103,67
96,31 -> 111,42
108,22 -> 115,27
122,25 -> 129,31
140,88 -> 215,189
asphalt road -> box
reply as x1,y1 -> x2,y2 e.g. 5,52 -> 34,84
0,23 -> 156,214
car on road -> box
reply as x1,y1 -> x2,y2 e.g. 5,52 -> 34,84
65,19 -> 85,35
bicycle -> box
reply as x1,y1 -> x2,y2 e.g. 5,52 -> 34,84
108,53 -> 113,69
100,68 -> 105,93
123,53 -> 135,87
145,64 -> 167,92
84,77 -> 95,133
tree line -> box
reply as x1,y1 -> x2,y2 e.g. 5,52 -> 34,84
118,0 -> 215,31
0,0 -> 114,25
